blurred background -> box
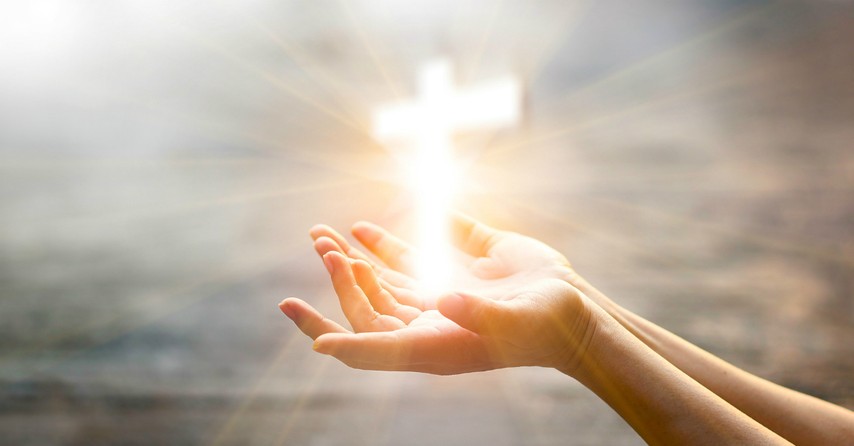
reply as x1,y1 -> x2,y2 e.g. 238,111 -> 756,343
1,0 -> 852,444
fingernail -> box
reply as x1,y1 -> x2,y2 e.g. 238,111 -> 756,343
280,302 -> 295,320
323,253 -> 335,274
312,340 -> 325,353
437,293 -> 466,316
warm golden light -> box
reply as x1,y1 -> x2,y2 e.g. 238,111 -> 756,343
373,59 -> 519,292
407,136 -> 458,293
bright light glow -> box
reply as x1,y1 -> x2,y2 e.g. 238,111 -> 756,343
373,59 -> 519,291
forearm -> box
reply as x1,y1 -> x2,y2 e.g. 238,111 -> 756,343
571,276 -> 854,445
562,306 -> 791,445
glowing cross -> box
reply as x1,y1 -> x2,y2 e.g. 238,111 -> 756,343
372,59 -> 520,291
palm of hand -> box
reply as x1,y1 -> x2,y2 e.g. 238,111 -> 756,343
280,216 -> 585,374
388,232 -> 575,308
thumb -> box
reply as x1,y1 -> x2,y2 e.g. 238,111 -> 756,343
437,292 -> 512,336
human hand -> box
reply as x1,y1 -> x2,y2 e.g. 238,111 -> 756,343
279,215 -> 598,375
307,214 -> 581,309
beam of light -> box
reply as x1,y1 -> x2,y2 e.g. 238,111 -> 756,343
221,3 -> 371,130
483,52 -> 774,160
168,19 -> 365,134
539,0 -> 778,112
519,0 -> 590,84
209,277 -> 361,445
496,371 -> 549,445
506,188 -> 854,275
0,177 -> 364,372
208,322 -> 309,446
0,157 -> 271,170
462,0 -> 504,84
0,151 -> 393,189
271,360 -> 332,446
338,0 -> 402,100
24,75 -> 375,177
504,196 -> 696,271
0,176 -> 367,232
588,195 -> 854,269
0,165 -> 375,375
0,159 -> 403,374
4,4 -> 395,178
373,59 -> 520,293
0,256 -> 280,374
357,373 -> 403,446
470,0 -> 776,160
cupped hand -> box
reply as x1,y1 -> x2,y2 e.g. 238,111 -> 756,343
308,214 -> 580,308
279,215 -> 596,375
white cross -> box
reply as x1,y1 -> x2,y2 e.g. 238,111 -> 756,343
372,59 -> 520,291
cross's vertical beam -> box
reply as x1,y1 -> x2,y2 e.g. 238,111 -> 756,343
413,61 -> 455,290
373,59 -> 520,295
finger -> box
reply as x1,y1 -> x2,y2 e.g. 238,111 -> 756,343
310,224 -> 376,265
351,221 -> 416,274
313,236 -> 343,257
376,267 -> 418,289
314,326 -> 491,374
378,277 -> 425,309
436,292 -> 513,336
351,260 -> 420,323
315,236 -> 392,278
324,251 -> 405,332
450,212 -> 504,258
279,298 -> 349,339
313,331 -> 409,371
324,251 -> 378,331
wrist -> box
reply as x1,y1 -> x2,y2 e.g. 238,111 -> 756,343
562,272 -> 630,330
551,292 -> 608,377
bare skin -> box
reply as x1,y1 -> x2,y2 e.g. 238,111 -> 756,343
280,214 -> 853,445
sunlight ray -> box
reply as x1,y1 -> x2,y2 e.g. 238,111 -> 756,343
0,134 -> 376,190
0,254 -> 281,373
338,0 -> 402,100
498,371 -> 549,445
520,0 -> 590,85
171,20 -> 364,133
503,196 -> 689,270
4,176 -> 368,230
0,157 -> 270,170
0,182 -> 360,372
483,57 -> 772,159
359,373 -> 403,446
445,0 -> 477,38
590,195 -> 854,268
2,177 -> 340,240
506,191 -> 854,277
225,4 -> 371,129
329,347 -> 407,445
210,290 -> 346,445
462,0 -> 504,84
0,149 -> 392,183
458,0 -> 767,158
208,329 -> 304,446
539,1 -> 778,112
33,77 -> 375,176
272,359 -> 333,446
0,188 -> 342,379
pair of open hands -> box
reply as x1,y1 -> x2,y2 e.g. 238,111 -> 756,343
280,215 -> 597,375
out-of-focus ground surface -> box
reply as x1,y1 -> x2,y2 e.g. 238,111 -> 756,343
1,0 -> 852,445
